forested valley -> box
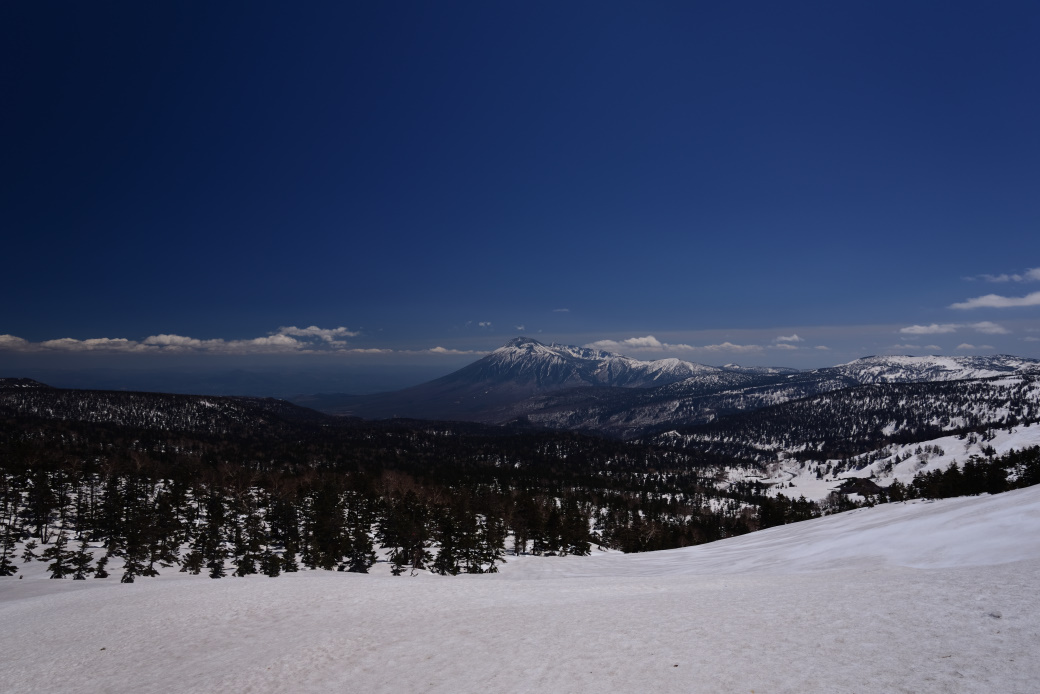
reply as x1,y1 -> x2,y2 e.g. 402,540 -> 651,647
2,379 -> 1038,584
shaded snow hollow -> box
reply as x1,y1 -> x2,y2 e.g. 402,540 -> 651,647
3,487 -> 1040,693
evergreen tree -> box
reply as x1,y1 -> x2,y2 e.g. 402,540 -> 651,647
0,523 -> 19,576
379,492 -> 431,575
232,506 -> 265,578
181,548 -> 204,575
343,498 -> 376,573
201,491 -> 227,579
147,491 -> 183,572
24,469 -> 56,543
302,484 -> 347,571
206,541 -> 227,579
70,536 -> 96,580
260,547 -> 281,577
41,531 -> 75,579
431,511 -> 461,576
280,542 -> 300,573
0,475 -> 21,576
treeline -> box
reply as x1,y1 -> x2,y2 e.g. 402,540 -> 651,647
659,377 -> 1040,462
872,446 -> 1040,502
0,412 -> 774,581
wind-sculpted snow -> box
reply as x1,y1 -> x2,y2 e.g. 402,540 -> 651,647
2,488 -> 1039,693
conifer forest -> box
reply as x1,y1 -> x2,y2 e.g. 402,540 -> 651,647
1,381 -> 1038,583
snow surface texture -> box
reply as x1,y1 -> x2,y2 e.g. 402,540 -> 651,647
3,488 -> 1040,693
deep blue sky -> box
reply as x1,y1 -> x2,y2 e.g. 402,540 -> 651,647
2,2 -> 1039,394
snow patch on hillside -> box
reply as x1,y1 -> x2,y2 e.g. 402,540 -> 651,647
750,423 -> 1040,501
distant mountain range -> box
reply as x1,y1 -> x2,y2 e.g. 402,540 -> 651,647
4,342 -> 1040,501
290,337 -> 1040,437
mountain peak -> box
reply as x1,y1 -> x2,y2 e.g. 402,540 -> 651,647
503,336 -> 541,347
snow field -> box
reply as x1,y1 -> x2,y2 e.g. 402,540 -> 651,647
3,487 -> 1040,693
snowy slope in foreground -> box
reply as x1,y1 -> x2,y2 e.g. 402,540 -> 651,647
500,484 -> 1040,577
3,488 -> 1040,694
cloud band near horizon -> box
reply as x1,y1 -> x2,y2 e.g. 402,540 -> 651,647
0,326 -> 484,357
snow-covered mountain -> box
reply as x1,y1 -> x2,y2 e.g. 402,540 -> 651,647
293,337 -> 728,421
294,340 -> 1040,437
463,337 -> 720,389
822,354 -> 1040,384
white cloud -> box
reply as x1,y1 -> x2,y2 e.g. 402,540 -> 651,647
771,343 -> 798,350
587,338 -> 763,354
584,336 -> 695,353
275,326 -> 359,342
955,343 -> 994,350
775,334 -> 803,343
899,324 -> 959,335
0,334 -> 32,351
236,335 -> 302,350
971,321 -> 1010,335
0,328 -> 503,358
950,291 -> 1040,310
141,333 -> 305,354
515,325 -> 525,332
478,321 -> 492,329
617,336 -> 663,349
700,342 -> 764,354
814,345 -> 831,350
552,308 -> 570,313
0,325 -> 369,355
973,268 -> 1040,283
143,334 -> 208,348
899,321 -> 1009,335
891,344 -> 942,351
428,346 -> 484,355
1022,337 -> 1040,343
38,337 -> 153,353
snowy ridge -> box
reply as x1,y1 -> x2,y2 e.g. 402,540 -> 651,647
827,354 -> 1040,384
